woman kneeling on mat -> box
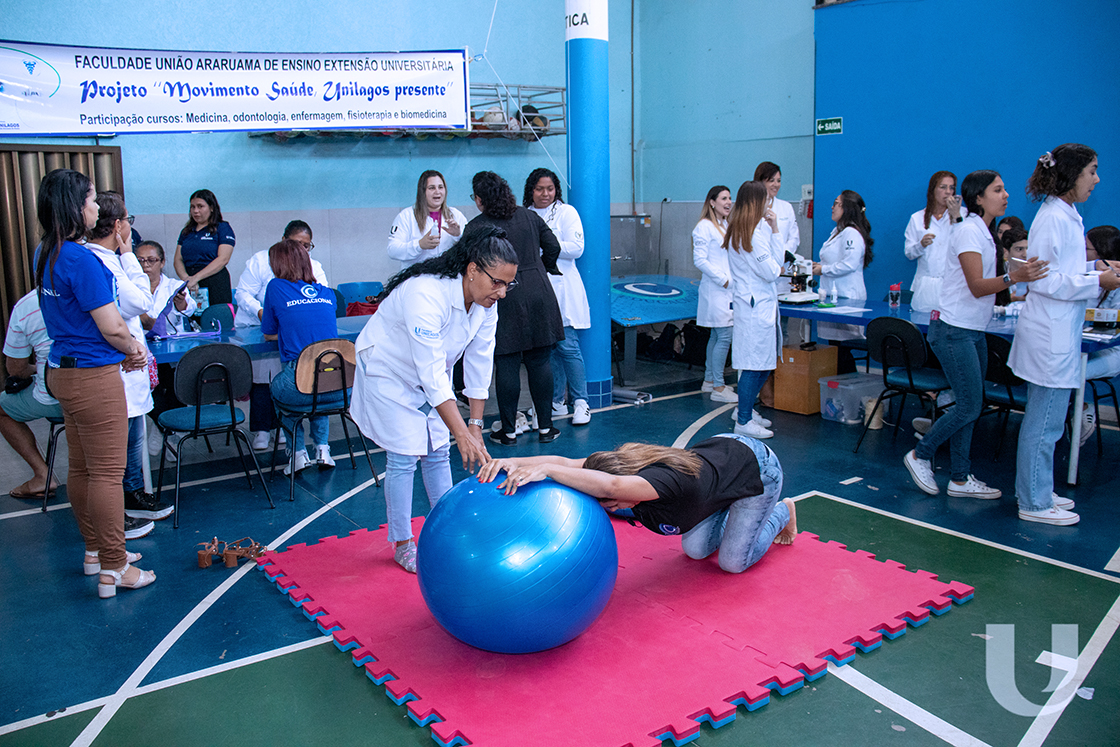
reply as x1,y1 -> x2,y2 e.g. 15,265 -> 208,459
478,434 -> 797,573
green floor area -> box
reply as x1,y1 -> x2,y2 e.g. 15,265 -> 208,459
6,495 -> 1117,746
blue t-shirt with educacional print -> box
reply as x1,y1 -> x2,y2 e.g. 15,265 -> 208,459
178,221 -> 236,269
38,241 -> 123,368
260,279 -> 337,362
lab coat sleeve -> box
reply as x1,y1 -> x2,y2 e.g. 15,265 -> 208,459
387,210 -> 423,263
554,205 -> 585,261
313,259 -> 328,287
116,253 -> 155,318
821,230 -> 866,278
784,208 -> 801,257
904,213 -> 926,261
235,254 -> 268,320
402,283 -> 456,407
460,307 -> 498,400
1025,215 -> 1099,302
693,223 -> 730,286
746,228 -> 783,283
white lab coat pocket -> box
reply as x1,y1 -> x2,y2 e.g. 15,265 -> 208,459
1048,306 -> 1070,355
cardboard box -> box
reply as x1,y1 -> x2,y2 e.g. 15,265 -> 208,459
774,344 -> 838,414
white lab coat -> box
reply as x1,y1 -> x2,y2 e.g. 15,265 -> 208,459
692,218 -> 733,328
88,242 -> 153,418
352,274 -> 497,456
387,206 -> 468,271
818,226 -> 868,342
150,273 -> 198,335
904,207 -> 956,312
729,221 -> 782,371
772,197 -> 801,257
1009,197 -> 1099,389
234,248 -> 328,384
531,201 -> 590,329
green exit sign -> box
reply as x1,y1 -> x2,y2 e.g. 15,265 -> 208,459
816,117 -> 843,135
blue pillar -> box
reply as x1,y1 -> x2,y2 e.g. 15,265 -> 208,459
566,0 -> 612,409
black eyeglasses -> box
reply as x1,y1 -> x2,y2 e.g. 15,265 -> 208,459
294,240 -> 315,251
136,256 -> 162,265
127,215 -> 135,225
480,266 -> 517,291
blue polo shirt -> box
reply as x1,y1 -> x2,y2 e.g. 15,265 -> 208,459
178,221 -> 236,270
38,241 -> 124,368
261,279 -> 337,362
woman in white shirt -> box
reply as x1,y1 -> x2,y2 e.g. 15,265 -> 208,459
904,171 -> 960,312
387,170 -> 466,271
724,181 -> 782,439
692,185 -> 734,402
903,171 -> 1046,500
352,223 -> 516,573
234,220 -> 328,450
754,162 -> 800,260
1010,144 -> 1120,526
524,168 -> 592,426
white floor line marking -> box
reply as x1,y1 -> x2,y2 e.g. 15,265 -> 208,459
1104,545 -> 1120,574
839,476 -> 863,485
0,503 -> 70,521
0,636 -> 332,736
67,474 -> 382,747
807,490 -> 1120,584
828,663 -> 993,747
671,403 -> 736,448
1018,592 -> 1120,747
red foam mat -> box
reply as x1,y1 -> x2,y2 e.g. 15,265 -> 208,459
259,516 -> 972,747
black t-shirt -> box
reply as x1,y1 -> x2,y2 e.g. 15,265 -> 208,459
632,437 -> 764,535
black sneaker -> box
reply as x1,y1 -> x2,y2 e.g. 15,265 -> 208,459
124,515 -> 155,539
124,489 -> 175,521
538,427 -> 561,444
489,430 -> 517,446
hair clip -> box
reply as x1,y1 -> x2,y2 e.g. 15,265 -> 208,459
1039,151 -> 1056,168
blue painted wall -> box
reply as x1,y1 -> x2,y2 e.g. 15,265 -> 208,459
814,0 -> 1120,300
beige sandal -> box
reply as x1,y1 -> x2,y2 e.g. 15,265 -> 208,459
98,563 -> 156,598
84,550 -> 142,576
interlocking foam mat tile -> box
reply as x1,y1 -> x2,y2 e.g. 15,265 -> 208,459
259,516 -> 972,747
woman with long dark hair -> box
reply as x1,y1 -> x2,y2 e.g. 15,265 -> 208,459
903,170 -> 1047,500
479,433 -> 797,574
352,222 -> 517,572
468,170 -> 565,445
754,162 -> 800,259
1010,144 -> 1120,526
387,170 -> 466,270
692,184 -> 735,402
35,169 -> 154,598
173,188 -> 235,306
904,171 -> 960,312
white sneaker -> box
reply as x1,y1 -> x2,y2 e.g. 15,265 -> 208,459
946,475 -> 1001,500
710,386 -> 737,403
752,409 -> 772,428
1079,409 -> 1096,448
701,381 -> 715,393
316,444 -> 335,469
516,410 -> 532,434
277,430 -> 286,447
1019,506 -> 1080,526
733,420 -> 773,439
1052,492 -> 1075,511
911,417 -> 932,435
552,401 -> 568,418
904,450 -> 939,495
283,449 -> 311,476
572,399 -> 591,426
251,430 -> 271,450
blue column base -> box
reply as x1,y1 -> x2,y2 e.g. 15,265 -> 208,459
586,377 -> 613,410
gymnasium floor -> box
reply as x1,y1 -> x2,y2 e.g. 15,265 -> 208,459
1,366 -> 1118,747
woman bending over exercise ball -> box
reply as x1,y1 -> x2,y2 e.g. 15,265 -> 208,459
692,185 -> 735,403
524,167 -> 593,426
903,170 -> 1047,499
352,223 -> 515,572
904,171 -> 960,312
479,433 -> 797,574
388,169 -> 466,271
1010,144 -> 1120,527
35,169 -> 153,598
173,189 -> 235,307
724,181 -> 782,439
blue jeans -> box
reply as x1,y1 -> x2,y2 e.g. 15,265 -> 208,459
736,369 -> 772,425
269,361 -> 346,455
704,326 -> 733,386
123,415 -> 145,492
384,441 -> 452,543
680,434 -> 788,572
552,327 -> 589,404
1015,383 -> 1071,511
915,320 -> 986,482
1085,347 -> 1120,381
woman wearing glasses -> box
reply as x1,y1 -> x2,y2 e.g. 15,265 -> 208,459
234,221 -> 329,451
467,170 -> 565,444
352,222 -> 517,573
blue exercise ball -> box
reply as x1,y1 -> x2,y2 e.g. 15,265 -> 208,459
417,475 -> 618,654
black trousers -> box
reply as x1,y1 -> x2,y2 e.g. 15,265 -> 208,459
494,345 -> 554,434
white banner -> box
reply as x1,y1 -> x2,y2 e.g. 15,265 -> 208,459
0,41 -> 469,136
